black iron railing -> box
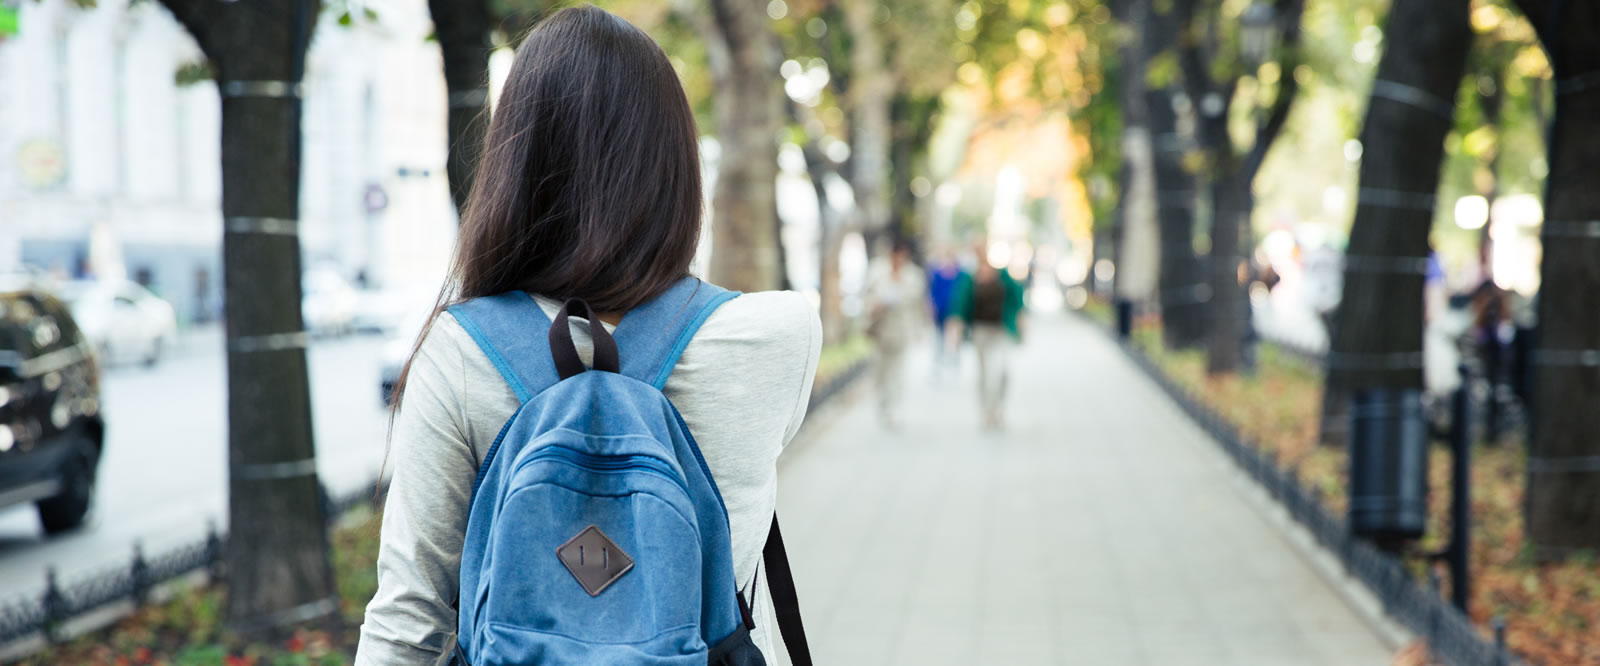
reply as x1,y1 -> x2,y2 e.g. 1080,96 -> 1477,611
0,478 -> 383,647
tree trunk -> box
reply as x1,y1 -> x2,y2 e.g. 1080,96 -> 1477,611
1114,0 -> 1161,305
1142,0 -> 1205,348
1324,0 -> 1470,400
819,227 -> 846,341
1513,0 -> 1600,558
1147,87 -> 1206,349
159,0 -> 336,637
1475,57 -> 1504,269
888,94 -> 939,247
1111,0 -> 1147,302
1206,172 -> 1249,374
842,1 -> 893,255
699,0 -> 785,292
1175,0 -> 1303,375
797,131 -> 848,343
773,199 -> 792,291
428,0 -> 494,216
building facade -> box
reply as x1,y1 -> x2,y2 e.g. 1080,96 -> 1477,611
0,0 -> 455,326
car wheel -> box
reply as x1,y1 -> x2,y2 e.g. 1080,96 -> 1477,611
37,442 -> 98,535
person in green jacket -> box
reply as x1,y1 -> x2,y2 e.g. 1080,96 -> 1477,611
945,257 -> 1025,429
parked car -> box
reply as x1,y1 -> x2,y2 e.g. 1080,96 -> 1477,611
61,279 -> 178,368
0,280 -> 104,535
302,266 -> 359,337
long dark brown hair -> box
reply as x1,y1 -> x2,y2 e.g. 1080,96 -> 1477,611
389,5 -> 703,417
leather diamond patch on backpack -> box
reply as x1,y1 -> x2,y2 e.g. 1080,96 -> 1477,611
557,525 -> 635,596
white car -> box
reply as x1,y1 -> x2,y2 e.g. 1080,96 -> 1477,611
302,267 -> 360,337
62,279 -> 178,367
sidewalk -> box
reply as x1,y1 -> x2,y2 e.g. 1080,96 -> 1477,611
776,313 -> 1394,666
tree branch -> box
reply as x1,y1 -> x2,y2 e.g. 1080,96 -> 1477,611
158,0 -> 220,59
1174,0 -> 1213,99
671,0 -> 731,85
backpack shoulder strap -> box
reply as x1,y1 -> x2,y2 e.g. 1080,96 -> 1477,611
612,277 -> 739,388
764,514 -> 812,665
445,291 -> 559,403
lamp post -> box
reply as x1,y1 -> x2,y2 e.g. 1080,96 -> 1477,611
1239,1 -> 1279,68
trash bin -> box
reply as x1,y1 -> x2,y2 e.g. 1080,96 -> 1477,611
1115,299 -> 1134,339
1348,388 -> 1430,546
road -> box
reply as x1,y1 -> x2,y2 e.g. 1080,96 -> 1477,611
0,331 -> 393,600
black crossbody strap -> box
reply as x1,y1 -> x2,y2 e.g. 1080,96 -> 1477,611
763,515 -> 812,666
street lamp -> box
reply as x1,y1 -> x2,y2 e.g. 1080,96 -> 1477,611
1239,1 -> 1279,67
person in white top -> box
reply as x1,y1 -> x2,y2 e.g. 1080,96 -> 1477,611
355,8 -> 821,664
865,243 -> 928,428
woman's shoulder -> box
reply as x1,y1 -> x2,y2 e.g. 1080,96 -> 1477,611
700,290 -> 820,352
680,290 -> 820,380
673,290 -> 820,440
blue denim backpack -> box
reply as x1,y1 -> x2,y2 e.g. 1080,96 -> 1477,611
447,278 -> 811,665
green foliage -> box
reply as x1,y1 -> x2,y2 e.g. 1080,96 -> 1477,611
173,645 -> 229,665
1146,50 -> 1180,88
174,59 -> 215,87
817,335 -> 874,382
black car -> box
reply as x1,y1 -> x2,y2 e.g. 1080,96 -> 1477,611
0,284 -> 103,535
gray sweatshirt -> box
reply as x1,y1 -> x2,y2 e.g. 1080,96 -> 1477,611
356,291 -> 821,664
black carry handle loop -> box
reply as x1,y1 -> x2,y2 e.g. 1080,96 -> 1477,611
764,515 -> 812,666
549,297 -> 621,380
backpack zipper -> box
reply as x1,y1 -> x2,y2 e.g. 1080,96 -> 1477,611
523,447 -> 689,494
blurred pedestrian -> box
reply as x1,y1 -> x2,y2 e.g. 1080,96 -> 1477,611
947,254 -> 1024,430
927,247 -> 962,374
866,242 -> 927,428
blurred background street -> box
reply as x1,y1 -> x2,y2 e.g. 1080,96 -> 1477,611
0,330 -> 389,599
1,0 -> 1596,662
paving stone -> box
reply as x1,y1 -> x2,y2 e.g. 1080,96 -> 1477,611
775,314 -> 1393,665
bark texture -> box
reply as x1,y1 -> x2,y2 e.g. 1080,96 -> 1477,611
841,1 -> 894,252
157,0 -> 335,636
1143,3 -> 1205,348
1147,85 -> 1206,349
888,94 -> 939,246
698,0 -> 785,292
1514,0 -> 1600,558
428,0 -> 494,216
1326,0 -> 1470,395
1111,0 -> 1149,302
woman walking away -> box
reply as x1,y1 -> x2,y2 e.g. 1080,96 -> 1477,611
357,8 -> 821,665
947,255 -> 1024,430
866,242 -> 927,429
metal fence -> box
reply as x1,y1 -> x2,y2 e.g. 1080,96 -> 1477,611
0,354 -> 876,652
1114,337 -> 1519,666
0,477 -> 383,647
